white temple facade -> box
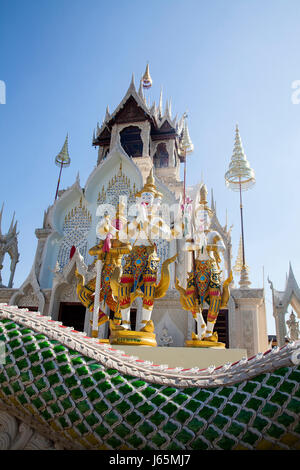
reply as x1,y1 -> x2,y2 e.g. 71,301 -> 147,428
0,71 -> 269,357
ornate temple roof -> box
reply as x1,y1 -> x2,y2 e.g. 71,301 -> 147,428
92,72 -> 185,148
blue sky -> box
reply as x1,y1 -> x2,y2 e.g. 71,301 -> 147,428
1,0 -> 300,334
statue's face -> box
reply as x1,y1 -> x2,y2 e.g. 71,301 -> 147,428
195,209 -> 211,232
140,191 -> 155,207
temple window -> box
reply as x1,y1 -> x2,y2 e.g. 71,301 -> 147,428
120,126 -> 143,158
153,143 -> 169,168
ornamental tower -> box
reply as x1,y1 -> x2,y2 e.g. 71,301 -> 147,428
92,68 -> 189,198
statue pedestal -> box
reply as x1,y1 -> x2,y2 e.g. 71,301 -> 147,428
185,339 -> 225,349
109,320 -> 157,347
109,329 -> 157,347
107,345 -> 247,369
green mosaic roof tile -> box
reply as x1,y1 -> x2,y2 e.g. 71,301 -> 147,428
151,394 -> 167,406
128,392 -> 144,405
175,428 -> 193,445
213,414 -> 229,429
127,434 -> 144,448
217,436 -> 236,450
151,432 -> 167,447
1,314 -> 300,450
261,402 -> 279,418
227,421 -> 244,437
236,409 -> 254,424
277,412 -> 295,427
203,425 -> 220,442
162,420 -> 179,435
287,398 -> 300,414
125,411 -> 144,427
116,400 -> 131,414
174,409 -> 191,424
138,421 -> 155,437
252,415 -> 268,432
187,417 -> 205,433
138,402 -> 155,415
242,430 -> 260,446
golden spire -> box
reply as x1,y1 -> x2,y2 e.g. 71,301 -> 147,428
179,116 -> 194,157
233,236 -> 249,273
141,63 -> 152,89
135,167 -> 162,198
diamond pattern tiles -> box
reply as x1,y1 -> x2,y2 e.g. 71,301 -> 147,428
0,318 -> 300,450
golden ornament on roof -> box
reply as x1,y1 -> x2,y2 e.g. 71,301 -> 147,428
135,168 -> 163,198
141,63 -> 152,89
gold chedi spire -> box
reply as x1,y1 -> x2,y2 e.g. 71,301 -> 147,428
233,236 -> 249,273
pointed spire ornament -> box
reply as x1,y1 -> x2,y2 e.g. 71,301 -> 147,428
8,212 -> 16,233
225,125 -> 255,288
104,105 -> 111,123
141,63 -> 152,89
159,88 -> 163,118
138,80 -> 144,99
54,134 -> 71,202
179,114 -> 194,207
233,236 -> 249,273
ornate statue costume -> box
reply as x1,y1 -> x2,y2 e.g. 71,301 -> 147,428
110,168 -> 176,336
176,184 -> 232,346
75,203 -> 131,327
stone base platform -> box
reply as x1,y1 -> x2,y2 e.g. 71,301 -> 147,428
108,345 -> 247,369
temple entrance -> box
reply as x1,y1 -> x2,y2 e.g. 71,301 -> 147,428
58,302 -> 86,332
200,309 -> 229,347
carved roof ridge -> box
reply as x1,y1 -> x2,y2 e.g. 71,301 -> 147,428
105,74 -> 153,126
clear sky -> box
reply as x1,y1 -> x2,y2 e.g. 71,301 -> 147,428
1,0 -> 300,335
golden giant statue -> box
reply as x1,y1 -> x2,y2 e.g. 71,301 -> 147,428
109,168 -> 177,346
75,202 -> 131,331
175,184 -> 232,348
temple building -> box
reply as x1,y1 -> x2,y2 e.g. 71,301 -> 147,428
0,69 -> 271,356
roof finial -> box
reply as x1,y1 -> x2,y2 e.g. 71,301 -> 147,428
105,105 -> 110,122
159,87 -> 163,118
8,211 -> 15,233
141,63 -> 152,89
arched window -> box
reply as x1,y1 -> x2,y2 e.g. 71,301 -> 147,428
153,143 -> 169,168
120,126 -> 143,158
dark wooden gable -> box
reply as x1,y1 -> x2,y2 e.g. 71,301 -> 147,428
111,95 -> 150,125
96,126 -> 111,146
151,119 -> 176,141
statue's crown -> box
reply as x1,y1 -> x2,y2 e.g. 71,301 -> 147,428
135,168 -> 163,199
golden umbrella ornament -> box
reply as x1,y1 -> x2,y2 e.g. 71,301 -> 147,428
225,125 -> 255,287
